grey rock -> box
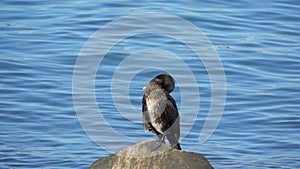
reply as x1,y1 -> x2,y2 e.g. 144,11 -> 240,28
90,140 -> 214,169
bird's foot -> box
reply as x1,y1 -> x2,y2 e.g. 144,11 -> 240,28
150,135 -> 165,151
150,140 -> 163,151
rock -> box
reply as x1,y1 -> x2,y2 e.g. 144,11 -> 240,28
90,140 -> 214,169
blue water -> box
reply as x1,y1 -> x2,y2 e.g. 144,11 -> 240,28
1,0 -> 300,168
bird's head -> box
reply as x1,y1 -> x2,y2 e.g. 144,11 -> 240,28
143,74 -> 175,93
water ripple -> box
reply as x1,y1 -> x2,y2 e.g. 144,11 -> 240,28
1,0 -> 300,168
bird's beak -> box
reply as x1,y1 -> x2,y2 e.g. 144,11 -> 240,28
143,86 -> 146,90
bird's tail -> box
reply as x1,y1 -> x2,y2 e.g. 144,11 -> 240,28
172,143 -> 181,150
167,132 -> 181,150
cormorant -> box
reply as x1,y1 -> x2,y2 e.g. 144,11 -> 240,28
142,74 -> 181,150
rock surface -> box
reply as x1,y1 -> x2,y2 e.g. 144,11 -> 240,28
90,140 -> 214,169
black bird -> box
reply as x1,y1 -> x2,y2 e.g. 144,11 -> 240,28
142,74 -> 181,150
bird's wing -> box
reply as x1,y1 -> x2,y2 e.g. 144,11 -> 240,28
142,94 -> 151,131
165,94 -> 180,140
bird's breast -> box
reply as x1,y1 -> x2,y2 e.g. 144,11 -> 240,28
146,89 -> 167,120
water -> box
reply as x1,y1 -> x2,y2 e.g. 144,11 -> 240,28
1,0 -> 299,168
